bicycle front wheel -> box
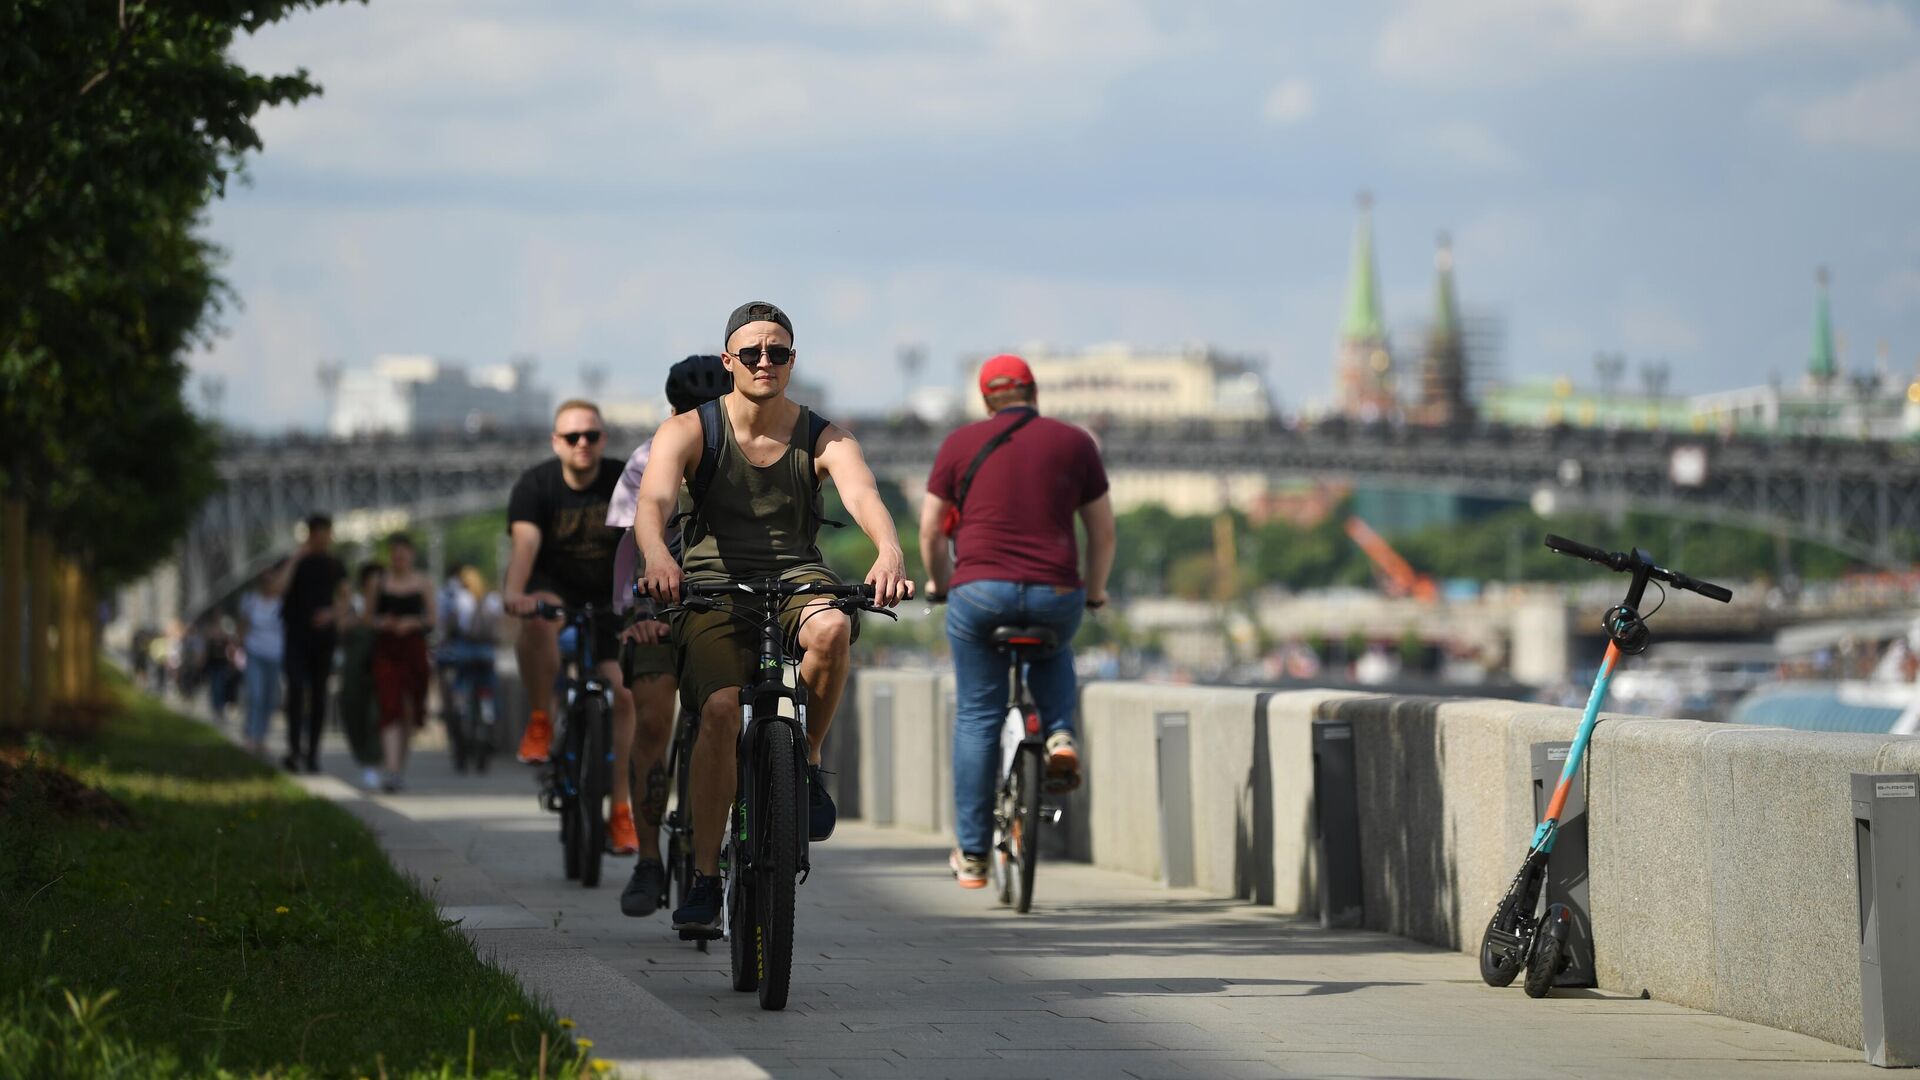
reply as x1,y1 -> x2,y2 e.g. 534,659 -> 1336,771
728,824 -> 758,992
755,720 -> 800,1010
1009,744 -> 1043,914
576,696 -> 611,888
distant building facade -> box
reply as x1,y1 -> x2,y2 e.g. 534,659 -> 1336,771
963,344 -> 1273,422
329,355 -> 550,437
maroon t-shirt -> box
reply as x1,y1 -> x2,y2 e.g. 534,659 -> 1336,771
927,408 -> 1109,589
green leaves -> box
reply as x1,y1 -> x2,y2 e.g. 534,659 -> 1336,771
0,0 -> 353,583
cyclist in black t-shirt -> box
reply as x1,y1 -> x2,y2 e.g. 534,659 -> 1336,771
503,399 -> 644,856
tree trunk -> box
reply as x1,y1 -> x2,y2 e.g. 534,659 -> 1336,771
0,499 -> 24,730
26,528 -> 54,728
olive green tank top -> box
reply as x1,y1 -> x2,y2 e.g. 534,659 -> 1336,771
682,404 -> 825,579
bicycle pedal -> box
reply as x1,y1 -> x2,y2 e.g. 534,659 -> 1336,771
1039,804 -> 1065,825
677,926 -> 723,942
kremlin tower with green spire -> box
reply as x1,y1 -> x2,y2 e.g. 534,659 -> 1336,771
1411,231 -> 1473,427
1807,266 -> 1837,389
1336,192 -> 1397,419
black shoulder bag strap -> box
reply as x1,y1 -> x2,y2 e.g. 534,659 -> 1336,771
950,411 -> 1036,532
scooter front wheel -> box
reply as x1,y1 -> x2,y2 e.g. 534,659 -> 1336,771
1523,904 -> 1570,998
1479,911 -> 1524,988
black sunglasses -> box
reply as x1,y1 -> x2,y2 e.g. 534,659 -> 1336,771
558,429 -> 603,446
733,344 -> 793,367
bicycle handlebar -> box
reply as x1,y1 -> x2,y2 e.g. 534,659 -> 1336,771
531,600 -> 591,622
1541,534 -> 1734,604
681,579 -> 877,602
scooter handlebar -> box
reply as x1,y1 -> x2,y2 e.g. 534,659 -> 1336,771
1666,571 -> 1734,604
1544,534 -> 1735,604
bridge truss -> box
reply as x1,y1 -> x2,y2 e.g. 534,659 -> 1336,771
172,420 -> 1920,617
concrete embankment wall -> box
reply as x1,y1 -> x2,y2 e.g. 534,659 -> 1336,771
830,668 -> 1920,1051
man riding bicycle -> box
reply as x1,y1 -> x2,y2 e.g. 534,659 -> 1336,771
603,354 -> 732,917
504,399 -> 644,857
919,354 -> 1115,889
633,301 -> 913,936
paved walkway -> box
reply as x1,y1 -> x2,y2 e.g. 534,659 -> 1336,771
246,714 -> 1871,1080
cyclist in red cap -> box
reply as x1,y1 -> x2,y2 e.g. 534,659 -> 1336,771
920,354 -> 1116,889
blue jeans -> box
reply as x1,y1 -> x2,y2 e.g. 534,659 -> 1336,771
243,657 -> 282,744
947,581 -> 1084,855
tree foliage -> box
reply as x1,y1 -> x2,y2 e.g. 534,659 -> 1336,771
1,0 -> 355,583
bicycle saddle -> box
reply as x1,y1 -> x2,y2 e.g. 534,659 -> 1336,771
990,625 -> 1058,650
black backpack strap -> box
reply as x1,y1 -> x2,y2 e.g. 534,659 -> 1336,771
671,399 -> 727,535
806,409 -> 847,529
954,411 -> 1036,514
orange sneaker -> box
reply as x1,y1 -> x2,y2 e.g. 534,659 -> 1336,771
516,710 -> 553,764
1044,730 -> 1081,792
950,848 -> 988,889
607,804 -> 640,855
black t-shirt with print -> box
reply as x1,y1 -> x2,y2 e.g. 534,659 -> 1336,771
507,457 -> 624,608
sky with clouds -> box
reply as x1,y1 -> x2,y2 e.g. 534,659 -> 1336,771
199,0 -> 1920,429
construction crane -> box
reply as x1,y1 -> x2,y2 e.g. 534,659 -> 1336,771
1343,516 -> 1438,601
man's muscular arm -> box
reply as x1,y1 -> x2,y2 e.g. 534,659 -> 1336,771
502,523 -> 543,615
918,492 -> 952,600
634,411 -> 702,602
816,426 -> 914,607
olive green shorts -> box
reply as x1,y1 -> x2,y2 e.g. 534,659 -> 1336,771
620,639 -> 677,686
670,566 -> 860,715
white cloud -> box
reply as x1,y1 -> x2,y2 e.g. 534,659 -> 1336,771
1793,61 -> 1920,151
1262,78 -> 1315,125
235,0 -> 1178,182
1377,0 -> 1911,83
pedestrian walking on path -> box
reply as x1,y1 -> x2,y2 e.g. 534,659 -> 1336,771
371,534 -> 436,793
237,562 -> 287,756
281,513 -> 348,774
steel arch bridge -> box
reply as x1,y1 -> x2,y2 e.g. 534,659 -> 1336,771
170,419 -> 1920,617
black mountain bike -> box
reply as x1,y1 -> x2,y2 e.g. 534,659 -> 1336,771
662,578 -> 891,1011
662,703 -> 706,952
532,602 -> 617,889
443,649 -> 497,775
988,625 -> 1072,914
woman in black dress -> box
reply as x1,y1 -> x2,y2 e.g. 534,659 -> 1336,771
370,534 -> 436,792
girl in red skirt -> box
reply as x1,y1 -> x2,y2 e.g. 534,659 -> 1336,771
371,533 -> 436,792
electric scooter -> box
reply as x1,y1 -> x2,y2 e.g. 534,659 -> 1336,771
1479,534 -> 1733,998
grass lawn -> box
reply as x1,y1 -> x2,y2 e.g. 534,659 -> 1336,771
1,681 -> 601,1078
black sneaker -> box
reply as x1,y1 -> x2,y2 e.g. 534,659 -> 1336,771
806,764 -> 836,842
672,872 -> 723,938
622,858 -> 667,918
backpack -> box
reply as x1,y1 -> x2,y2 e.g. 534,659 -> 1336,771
679,399 -> 844,547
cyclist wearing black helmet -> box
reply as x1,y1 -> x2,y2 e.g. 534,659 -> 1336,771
601,355 -> 730,917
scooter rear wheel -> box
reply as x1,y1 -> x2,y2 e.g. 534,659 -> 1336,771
1479,911 -> 1523,988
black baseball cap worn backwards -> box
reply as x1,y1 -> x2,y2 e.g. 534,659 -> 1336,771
725,301 -> 793,349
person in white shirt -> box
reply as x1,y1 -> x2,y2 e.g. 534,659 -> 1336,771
237,562 -> 288,757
